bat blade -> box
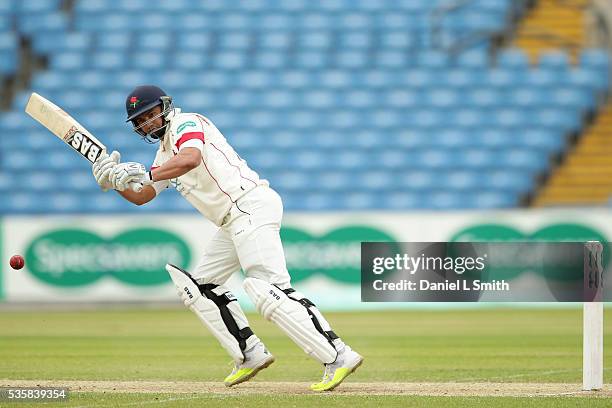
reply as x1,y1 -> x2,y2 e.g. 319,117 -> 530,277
24,92 -> 143,192
25,92 -> 106,164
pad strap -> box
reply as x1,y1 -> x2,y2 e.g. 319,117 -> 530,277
200,283 -> 254,352
281,287 -> 339,347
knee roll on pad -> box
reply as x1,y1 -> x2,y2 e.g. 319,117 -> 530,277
166,264 -> 257,363
243,277 -> 337,364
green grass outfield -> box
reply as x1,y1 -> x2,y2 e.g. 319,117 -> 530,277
0,307 -> 610,407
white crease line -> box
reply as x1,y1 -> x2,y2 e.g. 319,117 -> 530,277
535,391 -> 588,397
461,367 -> 612,383
460,368 -> 580,382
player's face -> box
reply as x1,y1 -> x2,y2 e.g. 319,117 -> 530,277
134,106 -> 163,134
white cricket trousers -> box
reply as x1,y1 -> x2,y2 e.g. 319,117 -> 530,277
192,185 -> 291,289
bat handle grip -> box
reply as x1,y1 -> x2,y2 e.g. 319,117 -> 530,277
129,182 -> 143,193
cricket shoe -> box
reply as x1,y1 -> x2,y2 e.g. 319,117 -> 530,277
311,345 -> 363,392
224,343 -> 275,387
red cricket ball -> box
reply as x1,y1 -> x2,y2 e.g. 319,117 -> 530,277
10,255 -> 24,270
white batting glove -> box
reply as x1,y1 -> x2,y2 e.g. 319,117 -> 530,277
92,150 -> 121,192
110,162 -> 153,192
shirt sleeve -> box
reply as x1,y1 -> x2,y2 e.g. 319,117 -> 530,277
171,114 -> 205,153
151,152 -> 171,195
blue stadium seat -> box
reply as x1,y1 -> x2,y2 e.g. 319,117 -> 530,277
0,0 -> 15,13
18,11 -> 67,34
424,192 -> 465,209
525,69 -> 564,87
424,89 -> 460,108
483,68 -> 520,88
0,50 -> 17,75
21,172 -> 63,193
92,51 -> 128,70
129,52 -> 165,70
95,32 -> 131,50
297,32 -> 332,49
377,12 -> 420,29
402,69 -> 434,89
338,31 -> 372,49
273,171 -> 309,191
295,51 -> 329,69
117,0 -> 156,11
418,50 -> 449,69
457,50 -> 489,69
580,48 -> 610,71
298,193 -> 336,211
16,0 -> 62,14
50,52 -> 86,70
2,152 -> 37,171
33,32 -> 91,55
219,32 -> 252,50
341,192 -> 377,210
441,171 -> 482,190
566,68 -> 607,92
380,32 -> 415,49
551,88 -> 594,110
384,90 -> 419,108
173,53 -> 207,70
213,52 -> 247,70
482,171 -> 533,192
299,13 -> 334,30
335,51 -> 369,69
253,51 -> 289,69
497,48 -> 529,69
381,192 -> 422,209
0,16 -> 11,31
2,193 -> 41,214
0,112 -> 36,130
374,51 -> 409,68
361,70 -> 400,88
176,33 -> 211,51
538,51 -> 570,71
508,88 -> 547,107
135,33 -> 172,50
0,172 -> 11,193
469,191 -> 517,208
441,69 -> 480,89
0,33 -> 17,52
449,109 -> 486,128
74,0 -> 110,12
464,88 -> 498,108
536,108 -> 582,132
258,32 -> 292,50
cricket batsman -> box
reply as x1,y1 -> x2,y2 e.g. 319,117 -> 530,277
92,85 -> 363,391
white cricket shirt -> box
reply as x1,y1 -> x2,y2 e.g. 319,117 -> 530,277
151,108 -> 268,226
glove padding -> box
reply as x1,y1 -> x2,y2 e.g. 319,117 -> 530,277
110,162 -> 153,192
92,150 -> 120,192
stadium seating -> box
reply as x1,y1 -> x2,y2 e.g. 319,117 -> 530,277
0,0 -> 609,212
0,1 -> 18,76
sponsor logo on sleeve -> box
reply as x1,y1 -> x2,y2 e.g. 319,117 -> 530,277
176,121 -> 196,134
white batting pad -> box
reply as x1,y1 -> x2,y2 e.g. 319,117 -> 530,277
166,264 -> 245,363
243,277 -> 337,364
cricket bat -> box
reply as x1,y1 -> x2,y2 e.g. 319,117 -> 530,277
25,92 -> 142,192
